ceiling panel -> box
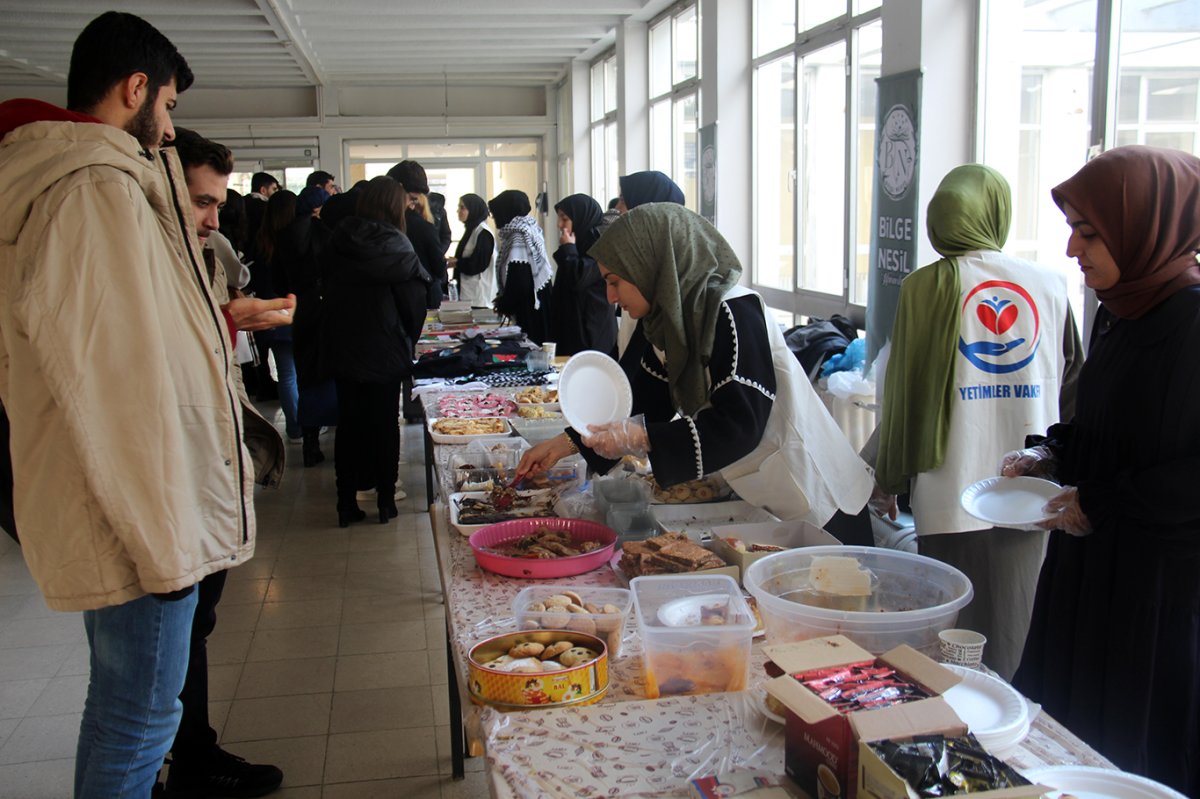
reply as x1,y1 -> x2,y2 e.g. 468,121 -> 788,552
0,0 -> 667,92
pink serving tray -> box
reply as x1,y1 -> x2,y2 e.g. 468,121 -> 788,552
469,518 -> 617,579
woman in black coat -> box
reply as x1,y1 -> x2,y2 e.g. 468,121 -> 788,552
1006,146 -> 1200,795
320,176 -> 429,526
551,194 -> 616,356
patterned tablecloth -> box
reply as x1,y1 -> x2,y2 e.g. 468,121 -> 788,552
423,404 -> 1116,799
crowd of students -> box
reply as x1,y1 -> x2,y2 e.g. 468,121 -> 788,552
0,9 -> 1198,799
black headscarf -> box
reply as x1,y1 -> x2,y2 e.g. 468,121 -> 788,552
455,193 -> 490,260
554,194 -> 605,256
488,190 -> 531,228
619,171 -> 685,209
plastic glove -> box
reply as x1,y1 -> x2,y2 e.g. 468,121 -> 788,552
1038,486 -> 1091,536
999,445 -> 1056,478
582,415 -> 650,460
868,483 -> 898,521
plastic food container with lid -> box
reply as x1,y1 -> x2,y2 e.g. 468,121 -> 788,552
513,585 -> 633,657
743,545 -> 973,656
630,574 -> 755,699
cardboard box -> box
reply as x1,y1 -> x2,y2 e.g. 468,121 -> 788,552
709,521 -> 841,584
857,738 -> 1047,799
764,636 -> 964,799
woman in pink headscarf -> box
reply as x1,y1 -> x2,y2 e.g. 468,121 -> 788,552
1004,146 -> 1200,794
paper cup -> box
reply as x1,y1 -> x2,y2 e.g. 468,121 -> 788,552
542,342 -> 557,359
938,628 -> 987,668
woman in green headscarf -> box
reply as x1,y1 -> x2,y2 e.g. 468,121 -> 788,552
517,203 -> 873,527
873,164 -> 1082,679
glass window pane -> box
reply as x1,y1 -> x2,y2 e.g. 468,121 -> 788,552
486,160 -> 539,209
650,21 -> 672,97
799,0 -> 846,32
980,0 -> 1097,323
592,61 -> 605,121
797,41 -> 846,297
486,142 -> 538,157
754,55 -> 796,292
605,122 -> 620,208
605,56 -> 619,115
673,6 -> 699,85
673,93 -> 699,210
1119,2 -> 1200,157
672,93 -> 700,209
592,126 -> 607,203
406,142 -> 482,159
1118,75 -> 1141,124
856,0 -> 881,12
1146,77 -> 1197,123
756,0 -> 796,56
851,20 -> 881,306
650,100 -> 673,174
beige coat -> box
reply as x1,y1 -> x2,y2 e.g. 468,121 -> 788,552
0,120 -> 260,611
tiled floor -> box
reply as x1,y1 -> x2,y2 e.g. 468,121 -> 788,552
0,414 -> 486,798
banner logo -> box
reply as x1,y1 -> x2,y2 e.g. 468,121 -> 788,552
958,280 -> 1040,374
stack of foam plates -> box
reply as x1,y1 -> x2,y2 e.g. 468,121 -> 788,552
942,665 -> 1030,755
1020,765 -> 1188,799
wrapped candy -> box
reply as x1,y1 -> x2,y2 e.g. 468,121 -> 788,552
869,734 -> 1031,796
794,660 -> 931,715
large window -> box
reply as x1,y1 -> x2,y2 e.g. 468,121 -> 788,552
649,3 -> 701,209
590,51 -> 619,207
346,140 -> 540,248
751,0 -> 881,323
980,0 -> 1200,329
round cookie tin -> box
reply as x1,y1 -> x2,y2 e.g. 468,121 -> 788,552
467,630 -> 609,710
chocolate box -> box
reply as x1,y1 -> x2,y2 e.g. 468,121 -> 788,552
764,635 -> 963,799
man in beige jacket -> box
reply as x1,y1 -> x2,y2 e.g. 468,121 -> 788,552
0,12 -> 285,798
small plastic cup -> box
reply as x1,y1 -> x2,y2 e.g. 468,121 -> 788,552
527,350 -> 550,372
938,628 -> 987,669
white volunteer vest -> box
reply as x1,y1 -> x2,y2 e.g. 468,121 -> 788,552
910,251 -> 1069,535
457,223 -> 497,307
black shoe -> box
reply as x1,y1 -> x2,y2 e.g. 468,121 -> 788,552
338,507 -> 366,528
302,448 -> 325,468
378,499 -> 398,524
165,746 -> 283,798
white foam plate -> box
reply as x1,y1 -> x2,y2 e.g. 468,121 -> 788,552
656,594 -> 732,627
1020,765 -> 1188,799
558,351 -> 633,434
960,476 -> 1061,526
942,665 -> 1028,751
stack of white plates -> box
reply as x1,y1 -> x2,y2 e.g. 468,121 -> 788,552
1021,765 -> 1188,799
942,664 -> 1030,755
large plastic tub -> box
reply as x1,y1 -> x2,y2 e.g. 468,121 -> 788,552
743,546 -> 972,656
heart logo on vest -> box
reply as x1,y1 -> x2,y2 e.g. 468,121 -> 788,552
977,297 -> 1018,335
958,280 -> 1041,375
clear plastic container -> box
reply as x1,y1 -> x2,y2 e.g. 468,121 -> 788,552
606,505 -> 659,544
630,574 -> 755,698
743,545 -> 973,656
513,585 -> 633,657
593,477 -> 652,515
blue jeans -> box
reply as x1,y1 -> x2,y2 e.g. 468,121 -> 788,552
272,340 -> 301,439
75,589 -> 198,799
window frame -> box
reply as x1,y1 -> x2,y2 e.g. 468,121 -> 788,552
589,49 -> 619,208
750,1 -> 881,327
648,1 -> 702,210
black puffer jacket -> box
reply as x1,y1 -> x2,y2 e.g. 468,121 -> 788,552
319,217 -> 429,384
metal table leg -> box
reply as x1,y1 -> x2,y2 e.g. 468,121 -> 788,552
446,618 -> 466,780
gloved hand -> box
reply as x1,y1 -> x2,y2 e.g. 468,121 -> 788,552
1000,445 -> 1056,478
1038,486 -> 1091,536
582,415 -> 650,460
868,483 -> 898,521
